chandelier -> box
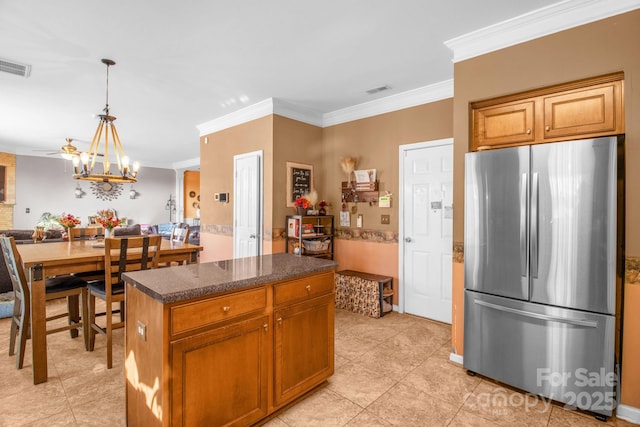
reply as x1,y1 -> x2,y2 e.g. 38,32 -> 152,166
72,58 -> 140,183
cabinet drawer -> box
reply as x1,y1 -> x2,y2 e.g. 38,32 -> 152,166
171,287 -> 267,335
274,272 -> 334,306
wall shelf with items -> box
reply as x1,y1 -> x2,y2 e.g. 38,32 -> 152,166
286,215 -> 334,260
341,181 -> 379,204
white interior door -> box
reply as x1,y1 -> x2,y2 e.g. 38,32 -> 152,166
401,140 -> 453,323
233,151 -> 262,259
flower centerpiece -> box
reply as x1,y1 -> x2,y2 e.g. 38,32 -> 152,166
57,213 -> 81,229
57,213 -> 81,241
294,197 -> 311,215
96,211 -> 125,238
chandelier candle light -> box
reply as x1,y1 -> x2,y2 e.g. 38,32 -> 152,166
72,59 -> 140,183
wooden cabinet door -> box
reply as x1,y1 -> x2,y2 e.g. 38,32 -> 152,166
170,316 -> 271,427
274,294 -> 334,407
472,100 -> 535,150
542,81 -> 622,139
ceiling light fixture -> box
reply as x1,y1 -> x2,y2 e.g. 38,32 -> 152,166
60,138 -> 79,160
72,58 -> 140,183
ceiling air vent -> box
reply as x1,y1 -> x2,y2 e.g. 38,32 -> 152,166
0,58 -> 32,78
365,85 -> 391,95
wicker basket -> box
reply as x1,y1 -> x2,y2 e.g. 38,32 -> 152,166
303,239 -> 330,253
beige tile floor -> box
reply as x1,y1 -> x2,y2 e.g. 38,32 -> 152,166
0,300 -> 635,426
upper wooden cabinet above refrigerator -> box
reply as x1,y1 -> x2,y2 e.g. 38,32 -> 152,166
471,72 -> 624,151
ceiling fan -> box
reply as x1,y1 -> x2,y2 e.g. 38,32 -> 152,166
34,138 -> 101,159
55,138 -> 80,159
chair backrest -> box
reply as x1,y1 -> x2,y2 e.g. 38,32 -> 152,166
113,223 -> 142,236
69,227 -> 102,240
170,223 -> 190,243
0,236 -> 30,310
104,235 -> 162,287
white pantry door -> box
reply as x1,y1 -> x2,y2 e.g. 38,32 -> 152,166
401,140 -> 453,323
233,151 -> 262,259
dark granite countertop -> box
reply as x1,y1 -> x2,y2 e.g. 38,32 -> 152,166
123,253 -> 338,304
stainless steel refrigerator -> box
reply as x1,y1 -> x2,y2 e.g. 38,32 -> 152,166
463,136 -> 622,417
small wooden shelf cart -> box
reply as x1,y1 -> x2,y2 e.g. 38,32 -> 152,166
285,215 -> 334,260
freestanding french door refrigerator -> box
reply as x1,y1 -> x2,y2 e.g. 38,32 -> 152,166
463,136 -> 622,417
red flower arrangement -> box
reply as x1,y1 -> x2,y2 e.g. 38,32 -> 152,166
294,197 -> 311,209
318,200 -> 327,208
57,213 -> 81,229
96,214 -> 125,230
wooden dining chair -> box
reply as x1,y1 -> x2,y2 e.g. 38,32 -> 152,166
69,227 -> 106,282
160,224 -> 190,268
0,236 -> 89,369
170,223 -> 190,243
69,227 -> 102,240
87,235 -> 161,368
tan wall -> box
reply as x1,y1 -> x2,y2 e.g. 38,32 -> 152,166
200,116 -> 273,259
334,239 -> 399,303
183,170 -> 200,219
200,234 -> 233,263
199,115 -> 323,258
452,9 -> 640,408
323,100 -> 453,304
0,153 -> 16,229
322,100 -> 453,230
273,115 -> 324,228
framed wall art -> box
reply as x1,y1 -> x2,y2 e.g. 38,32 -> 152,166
286,161 -> 313,207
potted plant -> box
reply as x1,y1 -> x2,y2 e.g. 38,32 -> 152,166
294,197 -> 311,216
318,200 -> 328,215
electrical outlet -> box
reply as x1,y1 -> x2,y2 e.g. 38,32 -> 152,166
381,214 -> 390,224
137,321 -> 146,341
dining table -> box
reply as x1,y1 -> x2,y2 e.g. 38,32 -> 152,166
17,238 -> 203,384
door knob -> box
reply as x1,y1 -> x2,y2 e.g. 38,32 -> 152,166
405,237 -> 413,243
249,234 -> 256,239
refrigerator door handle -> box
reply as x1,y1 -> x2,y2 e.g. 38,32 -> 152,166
520,173 -> 527,277
473,299 -> 598,328
531,172 -> 539,278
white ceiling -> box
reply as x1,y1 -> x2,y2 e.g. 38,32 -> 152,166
0,0 -> 632,169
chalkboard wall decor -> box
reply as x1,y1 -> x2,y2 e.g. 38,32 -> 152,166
286,161 -> 314,207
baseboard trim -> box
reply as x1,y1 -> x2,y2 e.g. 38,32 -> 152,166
617,404 -> 640,424
449,353 -> 463,365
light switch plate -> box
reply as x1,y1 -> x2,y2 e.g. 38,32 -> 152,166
381,214 -> 390,224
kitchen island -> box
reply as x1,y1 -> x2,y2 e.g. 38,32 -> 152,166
123,253 -> 337,427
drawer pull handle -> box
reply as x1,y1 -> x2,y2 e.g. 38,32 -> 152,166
526,128 -> 531,134
306,285 -> 311,293
277,317 -> 282,325
223,306 -> 230,313
545,125 -> 550,132
263,323 -> 268,331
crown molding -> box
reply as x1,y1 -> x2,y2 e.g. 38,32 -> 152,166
197,80 -> 454,135
196,98 -> 324,136
445,0 -> 640,63
196,98 -> 274,136
322,80 -> 453,127
272,99 -> 324,127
